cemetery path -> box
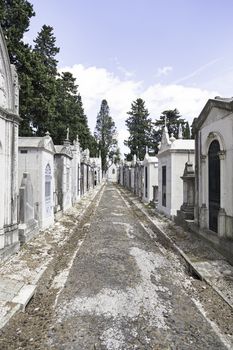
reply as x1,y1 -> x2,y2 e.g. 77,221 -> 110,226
47,183 -> 232,349
1,183 -> 233,350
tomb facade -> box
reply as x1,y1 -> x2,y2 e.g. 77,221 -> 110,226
0,27 -> 20,259
157,126 -> 195,218
193,97 -> 233,254
18,134 -> 55,230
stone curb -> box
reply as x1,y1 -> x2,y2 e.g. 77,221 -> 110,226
0,182 -> 105,331
119,187 -> 233,311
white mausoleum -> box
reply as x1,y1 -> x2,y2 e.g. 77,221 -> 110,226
71,136 -> 81,204
143,149 -> 158,203
54,139 -> 73,213
193,98 -> 233,248
157,126 -> 195,218
107,162 -> 118,183
18,134 -> 55,230
0,27 -> 20,259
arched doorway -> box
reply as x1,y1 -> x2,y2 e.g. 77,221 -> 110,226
208,140 -> 220,232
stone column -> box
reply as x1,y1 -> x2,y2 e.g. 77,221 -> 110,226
218,150 -> 226,237
200,154 -> 208,229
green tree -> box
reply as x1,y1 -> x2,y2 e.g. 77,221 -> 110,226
153,109 -> 191,152
0,0 -> 35,65
94,99 -> 118,172
34,24 -> 59,75
124,98 -> 153,160
53,72 -> 98,154
28,25 -> 59,135
0,0 -> 36,135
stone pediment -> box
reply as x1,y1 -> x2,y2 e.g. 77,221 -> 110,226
193,97 -> 233,133
43,138 -> 56,154
55,144 -> 73,158
0,27 -> 19,114
19,136 -> 56,154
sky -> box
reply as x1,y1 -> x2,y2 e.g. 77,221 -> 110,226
26,0 -> 233,155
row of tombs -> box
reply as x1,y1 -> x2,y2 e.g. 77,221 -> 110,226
115,98 -> 233,262
0,27 -> 102,260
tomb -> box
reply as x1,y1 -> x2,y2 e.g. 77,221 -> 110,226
107,162 -> 119,183
157,125 -> 195,218
71,136 -> 81,204
18,172 -> 38,243
80,149 -> 91,195
0,27 -> 20,259
18,133 -> 55,230
192,97 -> 233,259
90,154 -> 102,186
54,134 -> 73,214
143,148 -> 158,204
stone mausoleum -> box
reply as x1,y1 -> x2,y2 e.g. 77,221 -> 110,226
0,27 -> 20,259
193,97 -> 233,258
143,148 -> 158,204
18,133 -> 55,230
54,137 -> 73,214
157,125 -> 195,218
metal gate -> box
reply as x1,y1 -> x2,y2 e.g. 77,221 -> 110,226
208,140 -> 220,232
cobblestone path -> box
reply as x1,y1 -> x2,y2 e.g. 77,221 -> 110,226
48,184 -> 230,349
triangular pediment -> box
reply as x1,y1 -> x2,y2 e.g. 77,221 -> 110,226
193,97 -> 233,132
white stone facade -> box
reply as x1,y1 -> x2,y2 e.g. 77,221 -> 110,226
107,163 -> 118,183
193,97 -> 233,241
157,127 -> 195,218
54,141 -> 73,213
143,151 -> 158,203
90,155 -> 102,186
0,27 -> 20,259
18,135 -> 55,230
71,137 -> 81,204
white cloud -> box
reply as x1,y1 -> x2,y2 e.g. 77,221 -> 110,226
59,64 -> 219,156
156,66 -> 173,77
142,83 -> 219,123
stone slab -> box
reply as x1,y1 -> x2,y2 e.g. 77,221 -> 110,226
12,284 -> 36,311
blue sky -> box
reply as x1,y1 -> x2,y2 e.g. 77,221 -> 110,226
27,0 -> 233,153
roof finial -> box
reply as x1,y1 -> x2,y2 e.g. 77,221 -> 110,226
164,114 -> 167,128
45,131 -> 50,137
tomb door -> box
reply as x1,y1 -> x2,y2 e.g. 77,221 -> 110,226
162,166 -> 166,207
208,140 -> 220,232
145,166 -> 148,198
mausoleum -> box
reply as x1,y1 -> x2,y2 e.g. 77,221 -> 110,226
107,162 -> 118,183
193,97 -> 233,256
18,133 -> 55,230
157,126 -> 195,218
54,136 -> 73,214
143,148 -> 158,204
0,27 -> 20,259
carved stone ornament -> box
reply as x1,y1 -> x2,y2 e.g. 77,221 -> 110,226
200,154 -> 206,162
218,150 -> 226,160
208,132 -> 216,139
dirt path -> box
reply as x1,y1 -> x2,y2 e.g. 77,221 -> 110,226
1,183 -> 232,349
